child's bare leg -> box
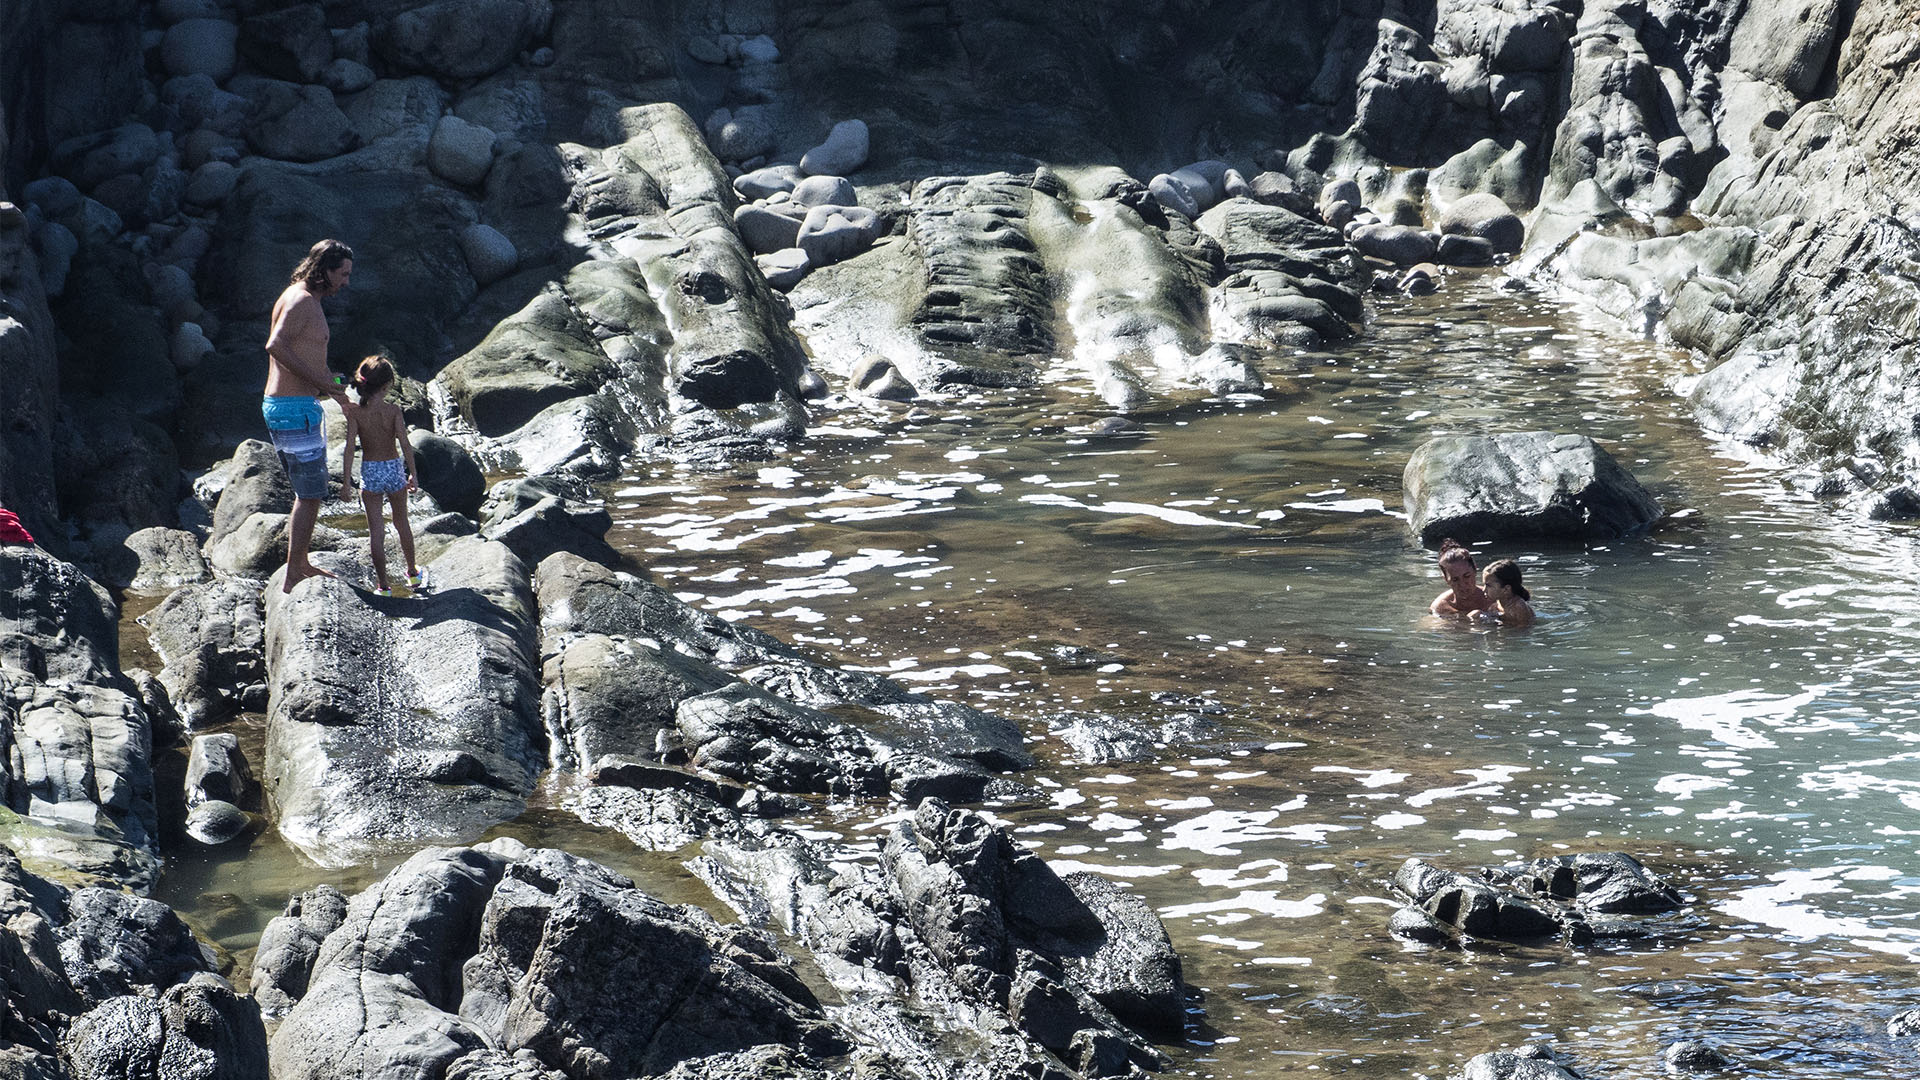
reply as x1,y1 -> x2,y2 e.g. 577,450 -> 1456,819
361,489 -> 390,589
389,493 -> 418,578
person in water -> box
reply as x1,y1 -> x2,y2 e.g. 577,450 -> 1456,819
340,355 -> 421,597
1475,558 -> 1535,627
1430,538 -> 1493,616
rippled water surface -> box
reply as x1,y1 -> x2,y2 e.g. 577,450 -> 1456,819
154,274 -> 1920,1076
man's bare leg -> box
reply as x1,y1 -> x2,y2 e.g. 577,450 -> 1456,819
283,496 -> 335,592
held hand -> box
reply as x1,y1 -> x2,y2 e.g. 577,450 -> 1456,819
406,473 -> 418,492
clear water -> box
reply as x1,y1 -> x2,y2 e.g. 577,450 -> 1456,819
151,274 -> 1920,1076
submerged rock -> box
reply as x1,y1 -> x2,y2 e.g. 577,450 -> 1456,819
1391,853 -> 1689,947
1403,432 -> 1663,544
533,551 -> 1033,802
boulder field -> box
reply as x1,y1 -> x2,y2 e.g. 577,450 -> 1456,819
0,0 -> 1914,1076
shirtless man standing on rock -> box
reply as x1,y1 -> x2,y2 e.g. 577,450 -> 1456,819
263,238 -> 353,592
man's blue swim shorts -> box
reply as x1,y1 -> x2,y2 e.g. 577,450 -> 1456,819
261,396 -> 329,500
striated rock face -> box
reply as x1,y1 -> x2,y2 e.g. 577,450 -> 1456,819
0,547 -> 158,886
262,538 -> 541,867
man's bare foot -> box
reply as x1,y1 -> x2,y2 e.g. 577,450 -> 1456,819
282,562 -> 337,593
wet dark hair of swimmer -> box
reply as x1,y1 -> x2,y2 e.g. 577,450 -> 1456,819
1437,537 -> 1475,569
351,355 -> 395,396
1484,558 -> 1530,601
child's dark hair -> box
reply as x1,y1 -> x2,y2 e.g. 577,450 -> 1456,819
351,355 -> 395,396
1437,537 -> 1475,568
1484,558 -> 1529,600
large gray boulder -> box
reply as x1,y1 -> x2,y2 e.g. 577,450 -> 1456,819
269,847 -> 510,1079
1402,432 -> 1663,544
262,538 -> 541,866
374,0 -> 551,81
459,849 -> 842,1074
1197,197 -> 1365,348
143,577 -> 267,731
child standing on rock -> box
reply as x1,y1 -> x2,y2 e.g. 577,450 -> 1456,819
341,356 -> 421,597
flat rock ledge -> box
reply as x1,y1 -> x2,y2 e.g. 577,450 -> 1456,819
1403,432 -> 1663,545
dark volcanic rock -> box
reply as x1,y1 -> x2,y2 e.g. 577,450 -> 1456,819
459,848 -> 843,1075
65,974 -> 268,1080
1403,432 -> 1663,544
143,577 -> 267,731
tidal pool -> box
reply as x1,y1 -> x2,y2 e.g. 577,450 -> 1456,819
153,273 -> 1920,1077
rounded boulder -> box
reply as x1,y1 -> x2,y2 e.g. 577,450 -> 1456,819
800,119 -> 869,176
459,223 -> 518,286
428,114 -> 498,187
1438,192 -> 1525,254
1403,432 -> 1664,544
162,18 -> 239,81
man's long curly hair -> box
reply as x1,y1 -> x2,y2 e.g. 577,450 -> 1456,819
289,239 -> 353,290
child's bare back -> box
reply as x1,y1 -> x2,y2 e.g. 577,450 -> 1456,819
350,399 -> 405,461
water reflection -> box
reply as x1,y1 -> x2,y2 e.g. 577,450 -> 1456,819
150,275 -> 1920,1077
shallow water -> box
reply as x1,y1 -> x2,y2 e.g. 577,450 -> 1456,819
151,272 -> 1920,1076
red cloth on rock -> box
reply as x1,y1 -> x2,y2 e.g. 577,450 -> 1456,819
0,509 -> 35,544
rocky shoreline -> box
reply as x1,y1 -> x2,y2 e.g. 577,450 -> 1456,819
1,0 -> 1915,1076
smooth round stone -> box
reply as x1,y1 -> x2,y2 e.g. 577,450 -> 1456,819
185,800 -> 251,845
428,114 -> 498,187
739,35 -> 779,63
460,223 -> 518,285
162,18 -> 239,81
185,160 -> 238,206
734,164 -> 803,201
704,106 -> 774,162
734,203 -> 804,255
1148,172 -> 1199,219
171,322 -> 216,370
800,118 -> 869,176
790,174 -> 855,208
755,248 -> 810,291
24,176 -> 82,218
795,204 -> 881,266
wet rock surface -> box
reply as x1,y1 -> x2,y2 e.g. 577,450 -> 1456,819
1391,853 -> 1692,947
693,799 -> 1184,1079
263,538 -> 541,866
1404,432 -> 1664,544
142,577 -> 266,731
533,552 -> 1034,806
